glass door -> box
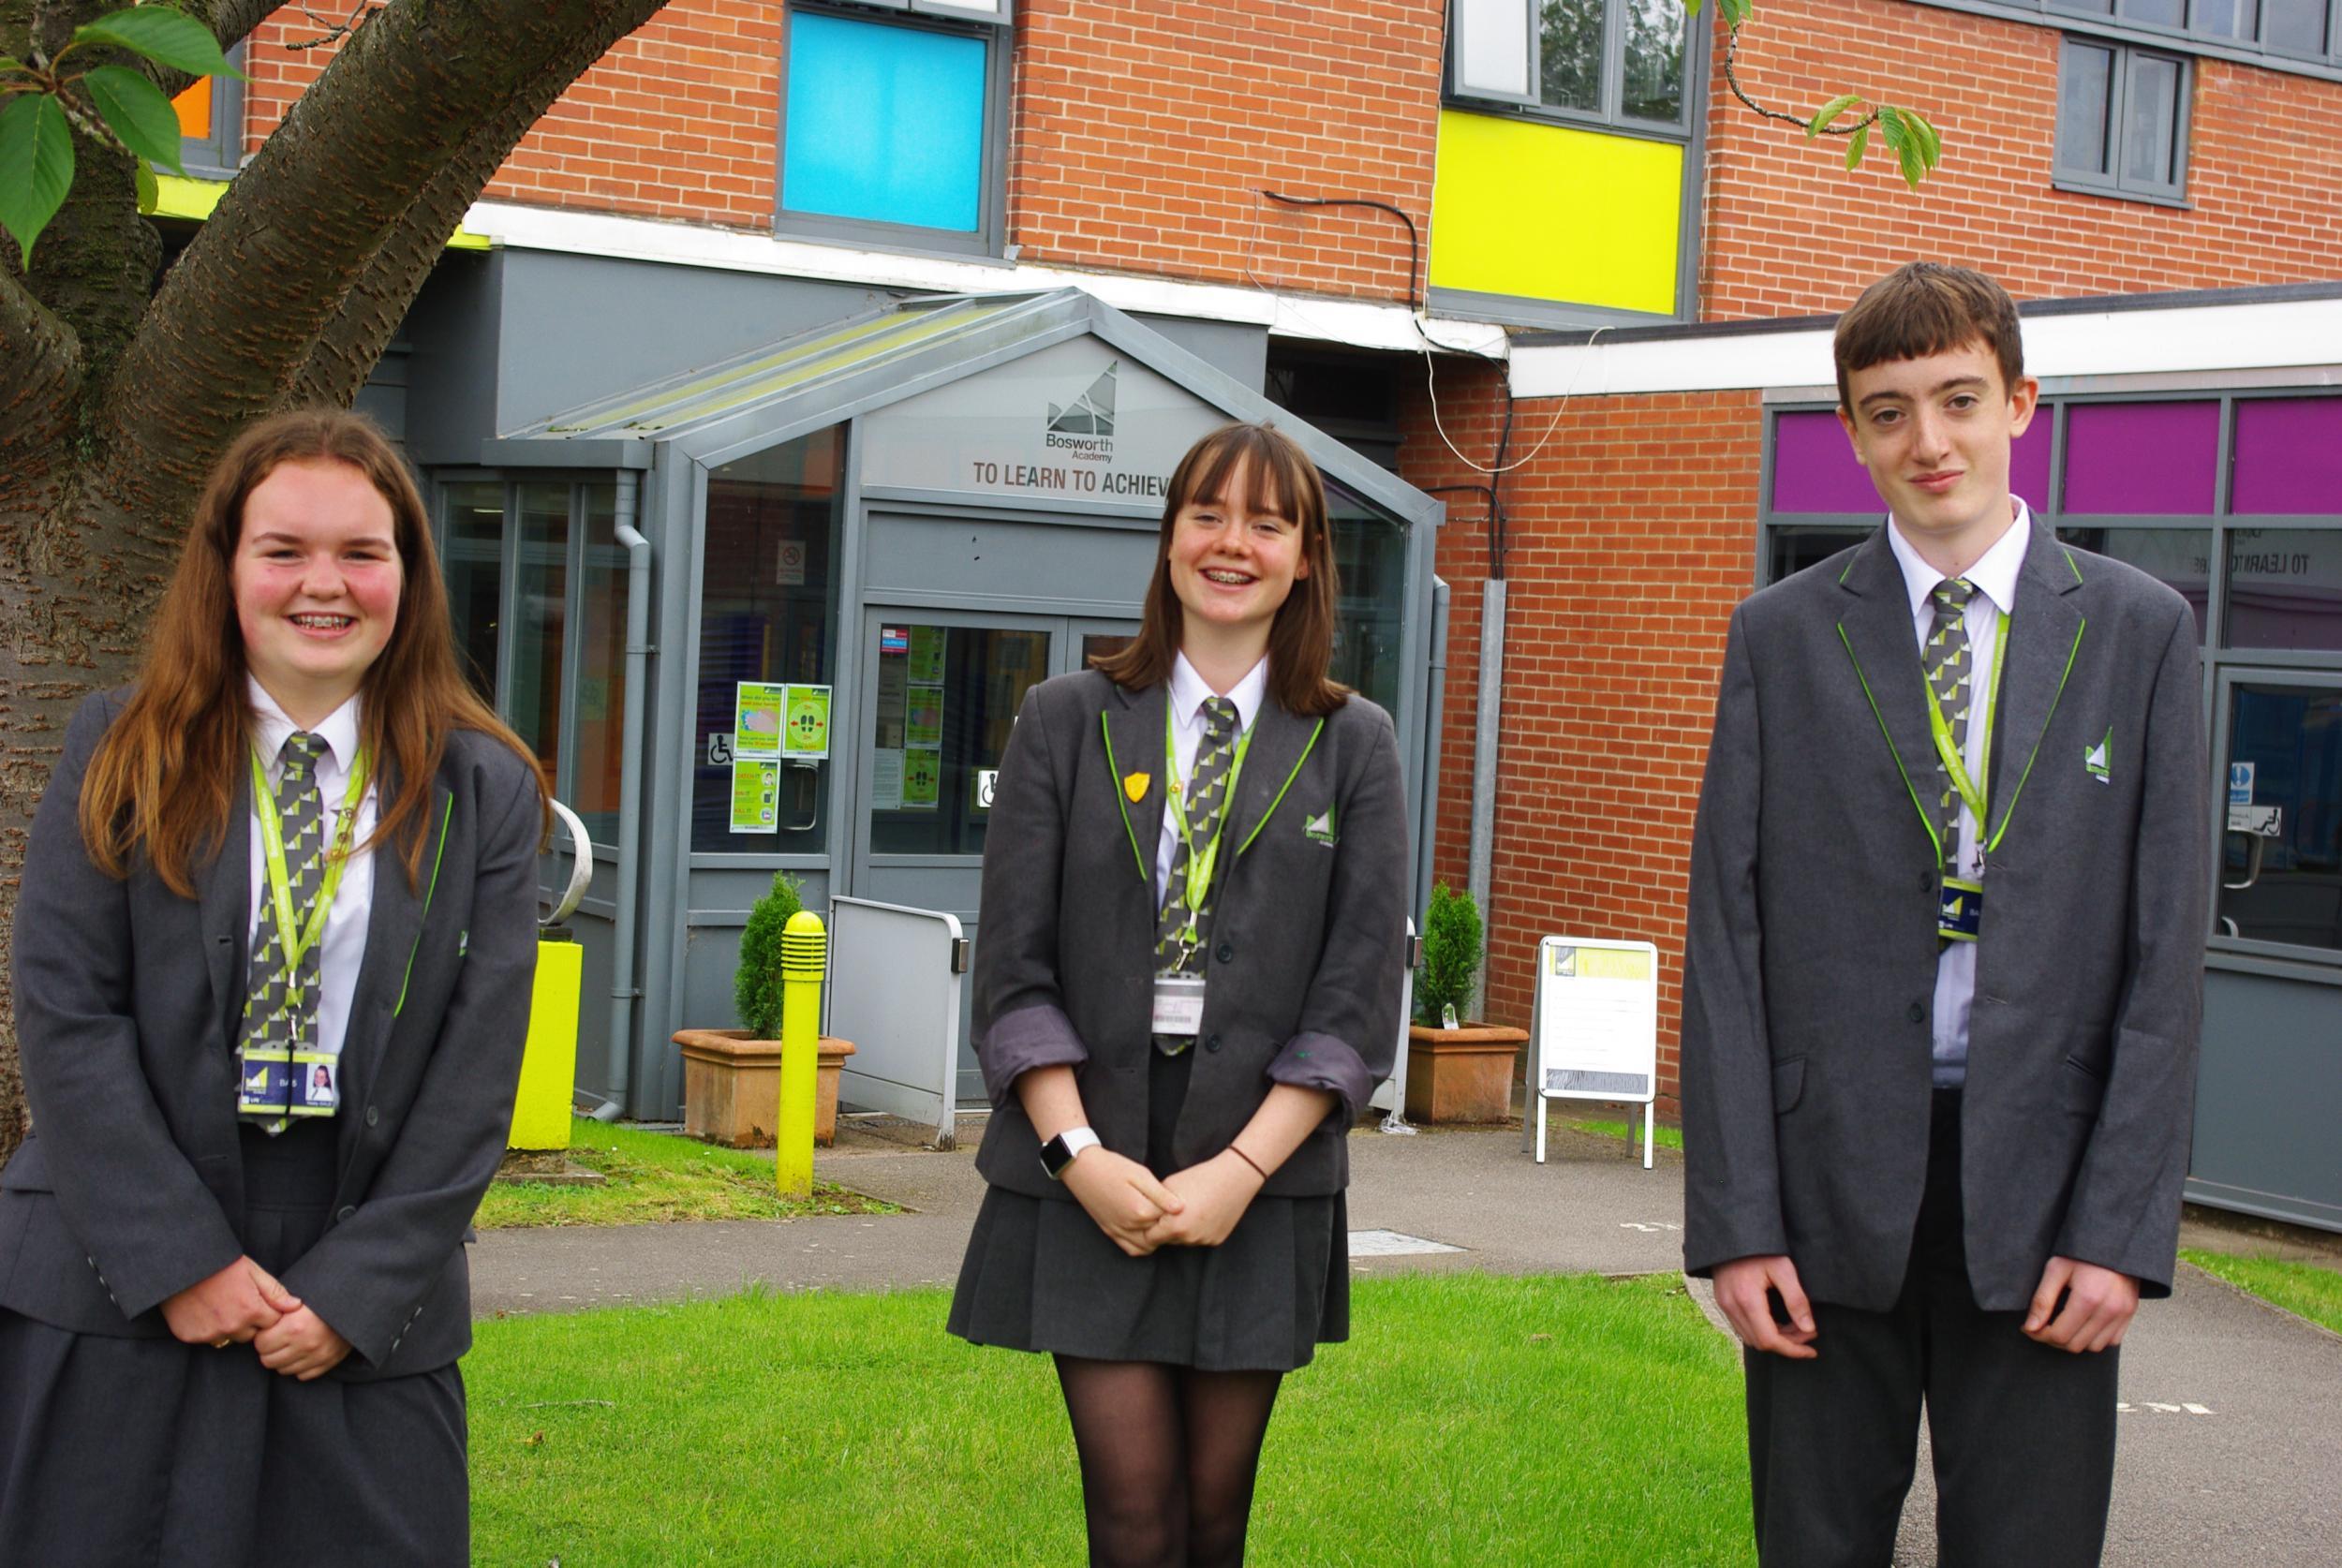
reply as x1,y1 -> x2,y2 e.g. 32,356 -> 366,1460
2190,666 -> 2342,1232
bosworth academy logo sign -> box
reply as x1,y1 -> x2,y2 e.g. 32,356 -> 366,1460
858,336 -> 1228,506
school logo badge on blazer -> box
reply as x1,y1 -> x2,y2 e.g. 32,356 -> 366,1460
1123,771 -> 1151,803
2083,728 -> 2112,783
1303,806 -> 1338,846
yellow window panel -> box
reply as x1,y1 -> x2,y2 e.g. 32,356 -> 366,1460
1430,110 -> 1682,317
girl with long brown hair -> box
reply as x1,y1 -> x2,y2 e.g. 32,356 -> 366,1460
948,422 -> 1410,1565
1,408 -> 548,1563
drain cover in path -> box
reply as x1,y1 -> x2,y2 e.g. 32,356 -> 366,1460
1347,1229 -> 1465,1257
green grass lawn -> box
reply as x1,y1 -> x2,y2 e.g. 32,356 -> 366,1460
2182,1249 -> 2342,1338
477,1117 -> 897,1229
1570,1117 -> 1687,1152
470,1272 -> 1753,1566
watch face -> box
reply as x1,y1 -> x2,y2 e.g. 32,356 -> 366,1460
1040,1133 -> 1073,1179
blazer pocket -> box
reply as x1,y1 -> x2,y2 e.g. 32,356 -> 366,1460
2060,1055 -> 2107,1117
1771,1057 -> 1806,1115
0,1136 -> 52,1192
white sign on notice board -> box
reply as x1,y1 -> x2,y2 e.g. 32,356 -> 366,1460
1523,935 -> 1661,1170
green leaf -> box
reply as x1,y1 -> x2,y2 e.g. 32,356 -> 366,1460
83,64 -> 185,174
73,7 -> 245,81
1807,93 -> 1860,140
1906,108 -> 1944,168
1682,0 -> 1704,12
1883,109 -> 1927,188
0,92 -> 75,265
1845,121 -> 1871,170
135,155 -> 158,214
1723,0 -> 1756,25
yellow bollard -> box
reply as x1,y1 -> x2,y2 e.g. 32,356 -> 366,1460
775,910 -> 827,1199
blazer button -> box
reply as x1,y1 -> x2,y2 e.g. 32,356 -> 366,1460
1919,869 -> 1934,894
1204,1033 -> 1223,1054
364,1105 -> 380,1128
1907,1001 -> 1926,1024
337,1206 -> 357,1222
1215,941 -> 1234,965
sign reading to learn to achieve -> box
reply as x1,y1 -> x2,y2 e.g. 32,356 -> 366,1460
858,335 -> 1229,507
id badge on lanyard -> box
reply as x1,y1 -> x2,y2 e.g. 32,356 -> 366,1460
1151,973 -> 1207,1037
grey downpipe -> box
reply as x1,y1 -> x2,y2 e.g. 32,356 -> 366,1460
594,472 -> 651,1123
1466,578 -> 1505,1021
1415,576 -> 1451,929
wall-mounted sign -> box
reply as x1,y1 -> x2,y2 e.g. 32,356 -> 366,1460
859,335 -> 1229,508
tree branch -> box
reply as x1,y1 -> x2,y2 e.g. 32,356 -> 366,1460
94,0 -> 668,527
0,266 -> 82,500
294,7 -> 664,407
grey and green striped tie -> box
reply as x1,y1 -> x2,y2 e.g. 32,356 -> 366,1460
1153,696 -> 1239,1056
1927,577 -> 1979,866
235,732 -> 330,1132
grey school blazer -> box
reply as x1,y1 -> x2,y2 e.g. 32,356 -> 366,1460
971,670 -> 1410,1202
1681,524 -> 2209,1314
2,689 -> 543,1379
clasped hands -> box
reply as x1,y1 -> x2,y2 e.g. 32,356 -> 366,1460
158,1255 -> 352,1380
1063,1146 -> 1265,1257
1712,1251 -> 2141,1359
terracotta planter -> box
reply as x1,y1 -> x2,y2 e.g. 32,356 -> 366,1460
1404,1023 -> 1530,1124
673,1028 -> 857,1148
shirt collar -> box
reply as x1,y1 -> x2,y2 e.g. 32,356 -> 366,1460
1886,501 -> 2032,620
1169,652 -> 1268,734
246,675 -> 363,774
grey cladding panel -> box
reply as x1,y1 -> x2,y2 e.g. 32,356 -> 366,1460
863,514 -> 1156,605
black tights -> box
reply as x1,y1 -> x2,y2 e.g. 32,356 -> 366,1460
1053,1354 -> 1284,1568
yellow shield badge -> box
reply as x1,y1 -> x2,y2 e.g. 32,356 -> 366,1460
1123,772 -> 1151,804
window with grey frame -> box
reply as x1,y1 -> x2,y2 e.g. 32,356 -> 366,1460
1906,0 -> 2340,75
1449,0 -> 1696,137
173,40 -> 245,177
2056,38 -> 2190,201
434,476 -> 630,849
775,0 -> 1013,258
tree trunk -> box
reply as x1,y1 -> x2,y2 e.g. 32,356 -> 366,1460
0,0 -> 674,1166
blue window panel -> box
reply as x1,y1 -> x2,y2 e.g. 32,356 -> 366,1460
783,12 -> 986,234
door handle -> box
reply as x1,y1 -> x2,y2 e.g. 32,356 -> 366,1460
2221,830 -> 2264,892
779,760 -> 822,833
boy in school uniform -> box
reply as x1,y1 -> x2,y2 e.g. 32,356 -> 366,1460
1681,261 -> 2209,1566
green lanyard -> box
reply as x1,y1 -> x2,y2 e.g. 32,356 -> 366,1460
248,742 -> 370,1025
1922,609 -> 2012,856
1163,699 -> 1253,947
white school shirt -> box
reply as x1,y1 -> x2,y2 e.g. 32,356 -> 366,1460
1155,653 -> 1269,904
246,679 -> 378,1065
1885,505 -> 2032,1087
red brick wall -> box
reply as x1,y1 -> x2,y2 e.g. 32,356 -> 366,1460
238,2 -> 1444,299
1009,0 -> 1442,303
1397,366 -> 1766,1113
1698,0 -> 2342,317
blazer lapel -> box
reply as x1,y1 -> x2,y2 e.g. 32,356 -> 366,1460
1101,681 -> 1168,894
338,770 -> 436,1105
1984,525 -> 2088,850
1227,701 -> 1319,861
198,767 -> 253,1037
1834,528 -> 1949,865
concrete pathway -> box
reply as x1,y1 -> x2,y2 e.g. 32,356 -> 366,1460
470,1110 -> 2342,1566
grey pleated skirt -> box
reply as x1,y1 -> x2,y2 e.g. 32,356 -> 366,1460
0,1119 -> 467,1567
947,1046 -> 1349,1372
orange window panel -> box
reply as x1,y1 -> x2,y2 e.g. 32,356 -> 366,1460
172,77 -> 211,140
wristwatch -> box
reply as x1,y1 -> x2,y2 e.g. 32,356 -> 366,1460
1040,1126 -> 1102,1180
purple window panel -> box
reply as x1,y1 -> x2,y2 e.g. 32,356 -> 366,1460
2064,402 -> 2219,514
2231,398 -> 2342,516
1772,410 -> 2053,515
1772,412 -> 1881,513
